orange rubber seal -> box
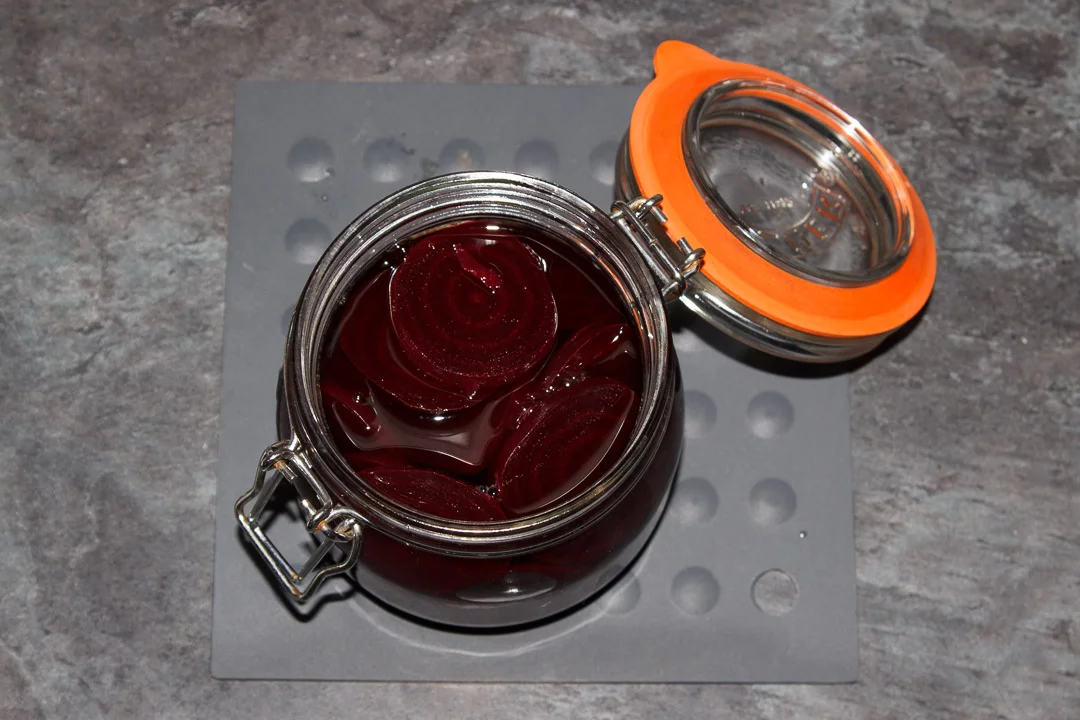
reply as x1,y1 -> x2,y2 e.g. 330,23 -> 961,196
629,41 -> 936,338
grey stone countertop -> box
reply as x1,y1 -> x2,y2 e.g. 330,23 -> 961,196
1,1 -> 1077,718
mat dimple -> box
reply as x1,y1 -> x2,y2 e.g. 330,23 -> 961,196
212,81 -> 858,683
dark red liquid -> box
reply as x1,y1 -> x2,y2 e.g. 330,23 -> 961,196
319,220 -> 643,522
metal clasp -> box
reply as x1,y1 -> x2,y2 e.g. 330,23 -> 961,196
235,441 -> 363,602
610,195 -> 706,301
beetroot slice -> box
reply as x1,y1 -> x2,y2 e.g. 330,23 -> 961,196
490,323 -> 639,436
359,377 -> 531,476
538,323 -> 638,391
389,235 -> 558,394
494,377 -> 637,517
337,270 -> 481,413
357,467 -> 506,522
357,467 -> 510,595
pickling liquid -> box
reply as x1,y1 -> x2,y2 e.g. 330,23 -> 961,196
303,220 -> 681,604
319,220 -> 644,521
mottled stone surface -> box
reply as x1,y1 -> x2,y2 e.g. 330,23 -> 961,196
1,1 -> 1077,718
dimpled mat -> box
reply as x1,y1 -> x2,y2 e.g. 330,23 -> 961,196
211,81 -> 858,682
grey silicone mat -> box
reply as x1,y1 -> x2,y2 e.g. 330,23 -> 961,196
211,81 -> 858,682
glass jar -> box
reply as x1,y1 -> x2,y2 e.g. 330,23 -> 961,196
235,41 -> 935,628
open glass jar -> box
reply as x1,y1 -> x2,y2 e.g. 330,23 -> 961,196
235,41 -> 935,628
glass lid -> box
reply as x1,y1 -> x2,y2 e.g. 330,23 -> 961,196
683,79 -> 912,287
621,41 -> 936,361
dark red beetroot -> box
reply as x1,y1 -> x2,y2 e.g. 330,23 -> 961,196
356,468 -> 511,594
494,377 -> 637,516
320,221 -> 643,524
330,327 -> 526,476
338,270 -> 479,413
489,322 -> 639,434
358,467 -> 506,521
389,235 -> 557,397
538,323 -> 639,391
512,380 -> 684,583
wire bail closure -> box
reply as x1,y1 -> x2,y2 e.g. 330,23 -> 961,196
610,194 -> 706,301
234,441 -> 364,601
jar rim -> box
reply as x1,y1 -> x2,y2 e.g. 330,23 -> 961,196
282,172 -> 677,556
625,42 -> 937,347
682,78 -> 913,287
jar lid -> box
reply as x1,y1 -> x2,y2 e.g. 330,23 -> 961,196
623,41 -> 936,359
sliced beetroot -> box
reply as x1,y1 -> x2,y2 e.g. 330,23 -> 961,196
494,377 -> 637,517
337,270 -> 480,413
357,467 -> 506,522
359,379 -> 530,477
538,323 -> 639,391
356,468 -> 510,595
388,235 -> 558,394
511,387 -> 681,582
489,323 -> 639,436
487,383 -> 541,438
318,221 -> 650,580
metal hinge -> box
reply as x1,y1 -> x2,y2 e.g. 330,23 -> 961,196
610,195 -> 706,301
234,441 -> 363,602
